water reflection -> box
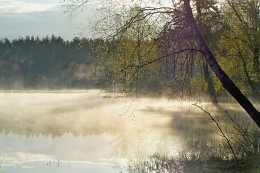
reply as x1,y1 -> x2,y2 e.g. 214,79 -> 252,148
0,91 -> 221,137
0,90 -> 255,173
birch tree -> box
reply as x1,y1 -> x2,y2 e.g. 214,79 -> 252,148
183,0 -> 260,127
65,0 -> 260,127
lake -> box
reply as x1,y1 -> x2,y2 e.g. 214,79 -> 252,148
0,90 -> 253,173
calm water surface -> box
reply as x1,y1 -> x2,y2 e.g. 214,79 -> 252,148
0,90 -> 247,173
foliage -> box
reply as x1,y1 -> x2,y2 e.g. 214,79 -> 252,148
0,36 -> 95,89
2,0 -> 260,98
216,0 -> 260,95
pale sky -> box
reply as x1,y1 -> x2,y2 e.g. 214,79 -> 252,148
0,0 -> 175,41
0,0 -> 95,40
0,0 -> 222,41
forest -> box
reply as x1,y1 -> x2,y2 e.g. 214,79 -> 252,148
1,10 -> 260,99
0,36 -> 98,89
1,1 -> 260,103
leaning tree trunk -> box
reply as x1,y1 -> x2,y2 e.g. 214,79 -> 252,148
203,62 -> 218,104
183,0 -> 260,128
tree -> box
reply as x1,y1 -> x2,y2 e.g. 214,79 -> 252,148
183,0 -> 260,127
216,0 -> 260,95
91,5 -> 164,93
193,0 -> 222,104
228,0 -> 260,83
64,0 -> 260,127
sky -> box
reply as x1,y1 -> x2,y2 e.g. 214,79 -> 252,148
0,0 -> 95,40
0,0 -> 223,41
0,0 -> 174,41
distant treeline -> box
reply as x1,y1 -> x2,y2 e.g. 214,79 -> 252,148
0,35 -> 259,99
0,35 -> 99,89
0,35 -> 166,92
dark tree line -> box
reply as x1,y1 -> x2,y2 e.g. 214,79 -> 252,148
0,35 -> 100,89
1,34 -> 259,96
1,30 -> 259,102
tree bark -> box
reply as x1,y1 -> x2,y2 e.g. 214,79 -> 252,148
183,0 -> 260,128
195,0 -> 218,104
203,62 -> 218,104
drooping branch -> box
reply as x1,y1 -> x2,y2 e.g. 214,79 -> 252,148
183,0 -> 260,128
193,103 -> 241,171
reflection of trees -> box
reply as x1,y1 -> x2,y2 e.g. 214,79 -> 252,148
126,144 -> 236,172
0,114 -> 121,137
126,113 -> 260,173
0,92 -> 125,137
0,96 -> 251,140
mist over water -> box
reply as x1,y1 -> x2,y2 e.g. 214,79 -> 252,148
0,90 -> 253,173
